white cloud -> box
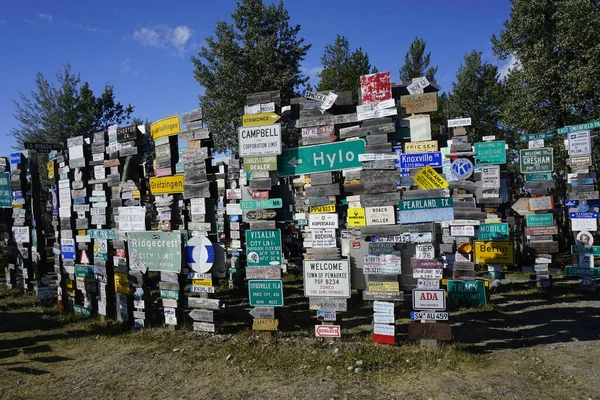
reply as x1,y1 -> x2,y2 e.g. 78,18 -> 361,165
303,66 -> 323,78
36,13 -> 53,23
132,25 -> 193,56
497,54 -> 521,80
119,58 -> 131,73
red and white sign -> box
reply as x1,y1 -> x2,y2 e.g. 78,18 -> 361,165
315,325 -> 341,337
360,71 -> 392,104
251,191 -> 269,200
412,289 -> 446,310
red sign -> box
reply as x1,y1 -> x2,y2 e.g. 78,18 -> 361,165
115,249 -> 126,258
315,325 -> 341,337
372,333 -> 395,345
360,71 -> 392,104
251,191 -> 269,200
352,241 -> 361,249
80,250 -> 90,265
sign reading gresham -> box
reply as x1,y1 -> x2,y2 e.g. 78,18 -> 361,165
473,240 -> 514,265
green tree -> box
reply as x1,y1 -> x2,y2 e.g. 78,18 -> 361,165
493,0 -> 600,135
11,64 -> 134,147
450,50 -> 503,143
192,0 -> 311,153
316,35 -> 374,103
399,37 -> 438,83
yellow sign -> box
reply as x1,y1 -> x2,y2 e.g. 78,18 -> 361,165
65,279 -> 74,289
485,218 -> 502,223
413,165 -> 448,190
192,279 -> 212,287
347,208 -> 366,226
151,115 -> 180,140
242,112 -> 281,127
47,161 -> 54,179
367,281 -> 400,292
473,240 -> 514,265
77,230 -> 86,236
114,272 -> 131,295
252,318 -> 279,331
309,204 -> 336,213
132,190 -> 141,199
404,140 -> 438,154
149,175 -> 185,194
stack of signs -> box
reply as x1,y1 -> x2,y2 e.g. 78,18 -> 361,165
149,114 -> 184,326
10,152 -> 31,290
224,156 -> 242,288
563,129 -> 599,290
241,91 -> 284,333
518,146 -> 557,288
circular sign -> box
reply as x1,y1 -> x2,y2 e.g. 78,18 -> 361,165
450,158 -> 474,179
185,236 -> 215,273
577,231 -> 594,246
458,242 -> 472,254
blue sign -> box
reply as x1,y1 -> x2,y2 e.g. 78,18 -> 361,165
10,153 -> 21,164
399,152 -> 443,169
569,212 -> 599,219
73,197 -> 86,204
565,200 -> 600,207
393,146 -> 410,175
571,178 -> 595,185
61,243 -> 76,260
450,158 -> 474,179
51,186 -> 58,216
398,207 -> 454,224
13,190 -> 23,200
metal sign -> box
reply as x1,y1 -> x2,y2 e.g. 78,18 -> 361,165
127,231 -> 182,272
473,240 -> 514,265
412,289 -> 446,310
24,142 -> 63,152
519,148 -> 553,173
478,223 -> 509,240
360,71 -> 392,104
447,280 -> 487,307
151,115 -> 180,140
528,139 -> 545,149
149,175 -> 185,195
481,165 -> 500,189
303,260 -> 350,298
398,152 -> 443,169
0,173 -> 10,208
242,112 -> 281,127
450,158 -> 474,180
248,280 -> 284,306
448,118 -> 471,127
277,140 -> 365,177
315,325 -> 341,337
474,141 -> 506,165
185,236 -> 215,273
246,229 -> 282,267
240,198 -> 282,210
397,197 -> 454,224
238,123 -> 282,156
526,213 -> 554,227
308,213 -> 339,229
410,311 -> 448,321
568,130 -> 592,156
347,208 -> 366,226
557,120 -> 600,134
413,165 -> 449,189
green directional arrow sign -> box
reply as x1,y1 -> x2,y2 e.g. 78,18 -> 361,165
557,120 -> 600,135
277,140 -> 365,177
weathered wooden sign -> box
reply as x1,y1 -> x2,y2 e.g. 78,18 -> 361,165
400,92 -> 437,114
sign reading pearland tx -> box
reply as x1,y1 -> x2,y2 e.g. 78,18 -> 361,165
127,231 -> 182,273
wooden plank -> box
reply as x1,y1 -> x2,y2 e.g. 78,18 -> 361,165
408,323 -> 452,341
361,170 -> 398,184
453,261 -> 475,271
249,221 -> 276,230
365,143 -> 392,153
295,113 -> 358,128
361,159 -> 396,170
401,189 -> 448,199
249,178 -> 272,191
339,122 -> 395,139
523,181 -> 555,190
184,182 -> 211,199
367,134 -> 389,145
363,183 -> 397,194
399,92 -> 437,114
450,143 -> 472,152
361,192 -> 402,207
453,210 -> 487,220
246,91 -> 281,106
310,172 -> 332,186
187,297 -> 222,311
305,184 -> 340,197
301,134 -> 337,146
360,223 -> 433,236
524,241 -> 559,254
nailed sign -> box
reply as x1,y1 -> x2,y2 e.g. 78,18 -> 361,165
568,130 -> 592,156
246,229 -> 282,267
238,123 -> 282,156
474,141 -> 506,165
398,197 -> 454,224
248,280 -> 284,307
151,115 -> 180,140
412,289 -> 446,310
413,165 -> 449,189
149,175 -> 185,195
519,148 -> 553,173
473,240 -> 514,265
128,231 -> 182,272
303,260 -> 351,298
365,206 -> 395,225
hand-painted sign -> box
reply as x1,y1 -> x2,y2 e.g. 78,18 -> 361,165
278,140 -> 365,177
473,240 -> 514,265
127,231 -> 182,272
398,152 -> 443,169
413,165 -> 449,189
474,141 -> 506,165
519,148 -> 553,173
238,123 -> 282,156
360,71 -> 392,104
248,280 -> 284,306
303,260 -> 350,297
447,280 -> 486,307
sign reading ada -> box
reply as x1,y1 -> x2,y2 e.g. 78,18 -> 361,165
303,260 -> 351,298
413,164 -> 449,189
151,115 -> 180,140
238,123 -> 282,156
149,175 -> 184,195
412,289 -> 446,310
473,240 -> 514,265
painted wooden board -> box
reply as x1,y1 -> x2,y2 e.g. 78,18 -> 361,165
399,92 -> 438,114
408,323 -> 452,341
361,170 -> 399,184
295,113 -> 358,128
339,122 -> 395,139
401,189 -> 448,200
184,182 -> 211,199
310,172 -> 332,186
361,192 -> 402,207
305,184 -> 340,197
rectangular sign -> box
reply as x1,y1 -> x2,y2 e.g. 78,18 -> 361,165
474,141 -> 506,165
248,280 -> 284,306
278,140 -> 365,177
238,123 -> 282,156
473,240 -> 514,265
568,130 -> 591,156
151,115 -> 180,140
243,155 -> 278,172
410,311 -> 448,321
478,223 -> 509,240
557,120 -> 600,134
363,254 -> 402,275
365,206 -> 395,225
526,214 -> 554,227
404,140 -> 438,154
127,231 -> 182,272
412,289 -> 446,310
303,260 -> 350,298
528,196 -> 554,211
447,280 -> 487,307
242,112 -> 281,127
245,229 -> 282,267
149,175 -> 184,195
448,118 -> 471,127
308,213 -> 339,229
519,148 -> 553,173
565,266 -> 600,276
240,198 -> 282,210
398,197 -> 454,224
398,152 -> 443,169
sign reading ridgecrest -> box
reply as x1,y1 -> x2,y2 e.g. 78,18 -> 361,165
127,231 -> 182,272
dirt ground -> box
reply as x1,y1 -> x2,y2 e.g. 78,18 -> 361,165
1,275 -> 600,400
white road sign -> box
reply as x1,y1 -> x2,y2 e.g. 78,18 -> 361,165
238,123 -> 282,156
303,260 -> 351,298
447,118 -> 472,127
308,213 -> 339,229
412,289 -> 446,310
568,130 -> 591,156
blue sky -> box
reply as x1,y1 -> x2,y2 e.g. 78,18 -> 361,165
0,0 -> 513,155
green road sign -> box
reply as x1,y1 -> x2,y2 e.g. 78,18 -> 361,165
524,172 -> 552,182
248,279 -> 284,306
246,229 -> 282,266
520,132 -> 555,142
571,246 -> 600,255
447,280 -> 487,307
75,265 -> 94,278
557,120 -> 600,135
519,148 -> 553,173
526,214 -> 554,227
0,173 -> 10,208
296,219 -> 308,226
474,141 -> 506,165
277,140 -> 365,176
240,198 -> 282,210
398,197 -> 453,211
478,223 -> 510,240
565,266 -> 600,276
160,289 -> 179,300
